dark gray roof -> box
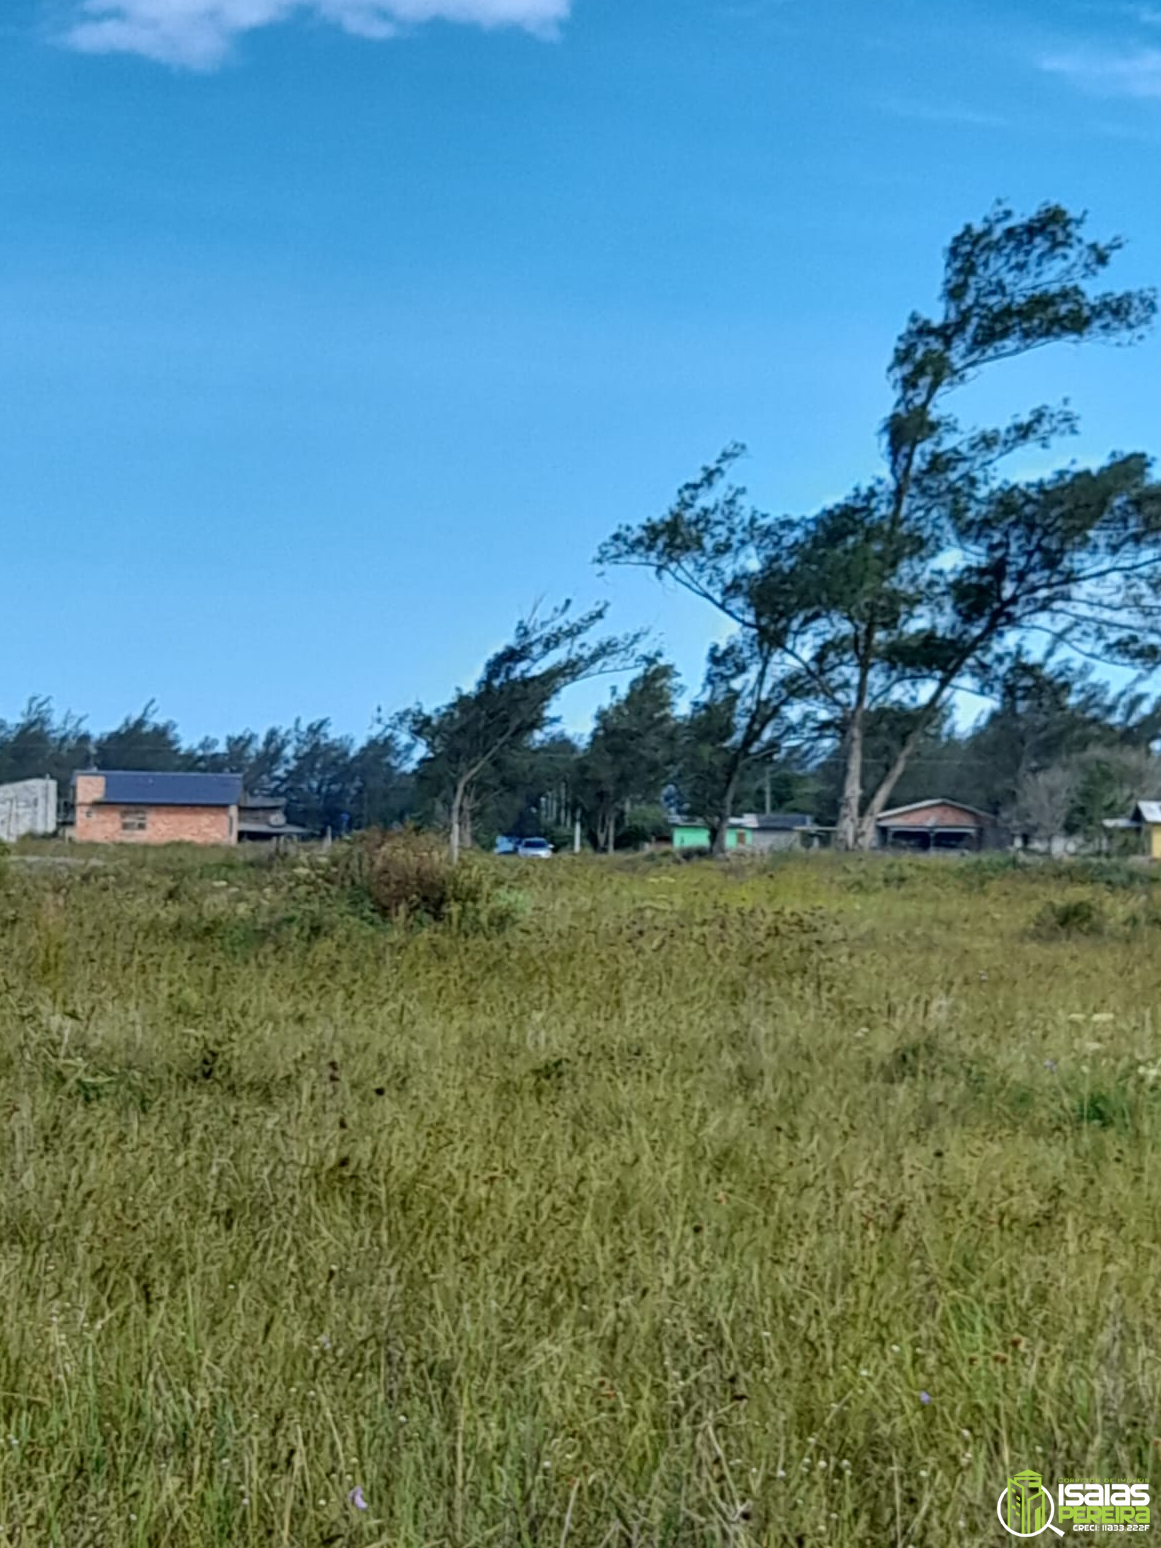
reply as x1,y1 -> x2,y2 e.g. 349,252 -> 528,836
752,813 -> 814,830
238,820 -> 310,837
95,771 -> 243,807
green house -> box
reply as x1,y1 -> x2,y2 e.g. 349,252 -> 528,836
670,822 -> 748,851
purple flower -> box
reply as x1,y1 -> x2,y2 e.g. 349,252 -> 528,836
919,1391 -> 932,1405
348,1486 -> 368,1511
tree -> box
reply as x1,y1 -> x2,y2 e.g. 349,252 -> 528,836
601,203 -> 1160,850
794,204 -> 1159,846
1010,764 -> 1078,848
94,703 -> 185,772
575,657 -> 679,852
0,698 -> 92,786
404,604 -> 640,863
673,637 -> 796,854
597,452 -> 810,855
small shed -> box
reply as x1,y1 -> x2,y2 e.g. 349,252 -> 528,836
876,798 -> 996,853
669,814 -> 817,853
734,813 -> 817,853
0,778 -> 58,842
238,792 -> 311,844
1106,801 -> 1161,860
670,820 -> 748,851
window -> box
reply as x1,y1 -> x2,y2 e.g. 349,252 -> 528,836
121,809 -> 148,833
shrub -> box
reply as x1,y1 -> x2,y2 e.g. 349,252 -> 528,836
1032,896 -> 1107,939
328,828 -> 517,932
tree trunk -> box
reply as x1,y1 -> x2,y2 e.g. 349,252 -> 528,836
710,769 -> 741,857
835,707 -> 865,852
835,647 -> 873,854
449,775 -> 469,866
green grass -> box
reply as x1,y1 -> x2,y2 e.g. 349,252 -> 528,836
1,848 -> 1159,1545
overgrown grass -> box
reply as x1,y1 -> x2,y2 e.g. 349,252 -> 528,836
1,848 -> 1159,1546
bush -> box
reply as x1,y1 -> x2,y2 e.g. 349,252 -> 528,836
328,828 -> 518,932
1032,896 -> 1107,939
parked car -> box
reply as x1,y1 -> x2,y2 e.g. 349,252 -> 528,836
516,837 -> 554,859
494,835 -> 520,855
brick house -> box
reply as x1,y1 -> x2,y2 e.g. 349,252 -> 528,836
876,798 -> 1000,852
72,771 -> 243,846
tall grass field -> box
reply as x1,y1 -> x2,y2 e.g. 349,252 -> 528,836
1,843 -> 1159,1545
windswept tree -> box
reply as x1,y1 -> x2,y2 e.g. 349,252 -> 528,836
575,656 -> 679,853
674,637 -> 798,854
404,604 -> 640,863
0,698 -> 92,786
601,202 -> 1161,849
598,452 -> 817,854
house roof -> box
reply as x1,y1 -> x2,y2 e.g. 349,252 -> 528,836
1134,801 -> 1161,825
238,820 -> 310,837
84,771 -> 243,807
876,797 -> 993,825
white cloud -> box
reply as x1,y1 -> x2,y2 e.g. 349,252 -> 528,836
878,97 -> 1012,129
1041,46 -> 1161,98
63,0 -> 571,67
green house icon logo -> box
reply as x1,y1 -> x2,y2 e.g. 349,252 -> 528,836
998,1470 -> 1064,1537
1009,1473 -> 1047,1533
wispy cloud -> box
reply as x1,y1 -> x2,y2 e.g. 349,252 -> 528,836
62,0 -> 571,68
878,97 -> 1012,129
1041,45 -> 1161,98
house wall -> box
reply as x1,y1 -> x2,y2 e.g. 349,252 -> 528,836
1148,824 -> 1161,862
672,825 -> 744,850
0,778 -> 57,842
73,776 -> 237,845
748,829 -> 804,853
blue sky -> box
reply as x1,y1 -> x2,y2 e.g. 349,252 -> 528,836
1,0 -> 1160,742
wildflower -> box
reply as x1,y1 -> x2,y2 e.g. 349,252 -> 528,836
890,1344 -> 900,1354
818,1460 -> 827,1470
776,1469 -> 786,1479
919,1391 -> 932,1405
859,1368 -> 871,1377
1044,1059 -> 1058,1073
841,1460 -> 851,1472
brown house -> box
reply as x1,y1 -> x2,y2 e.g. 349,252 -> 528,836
72,771 -> 243,846
876,798 -> 999,853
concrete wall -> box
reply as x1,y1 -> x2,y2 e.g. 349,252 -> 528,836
73,775 -> 237,846
0,778 -> 58,842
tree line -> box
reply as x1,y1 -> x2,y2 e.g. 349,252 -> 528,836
4,202 -> 1161,855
